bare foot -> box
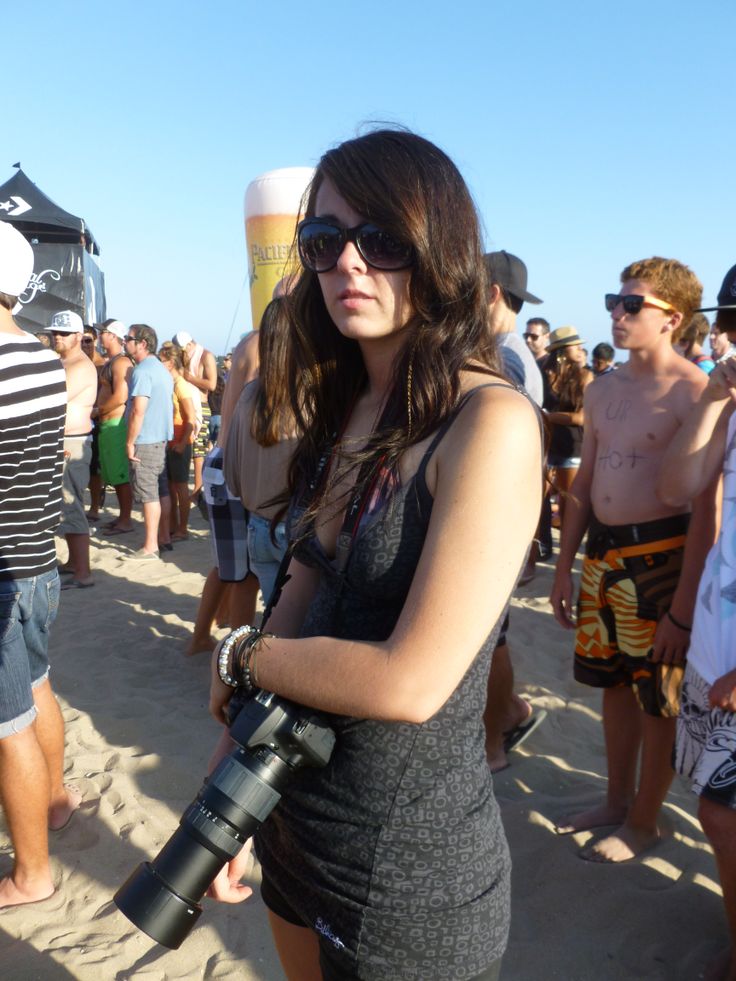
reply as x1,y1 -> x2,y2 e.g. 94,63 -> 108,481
580,822 -> 663,863
49,784 -> 82,831
0,874 -> 54,910
184,634 -> 217,657
555,802 -> 628,835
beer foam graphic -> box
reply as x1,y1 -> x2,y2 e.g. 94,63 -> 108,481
244,167 -> 313,329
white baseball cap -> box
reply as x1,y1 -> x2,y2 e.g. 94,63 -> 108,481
0,221 -> 34,296
172,331 -> 193,347
49,310 -> 84,334
99,319 -> 126,340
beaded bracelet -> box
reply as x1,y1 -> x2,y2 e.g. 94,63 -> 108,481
235,630 -> 274,693
666,610 -> 692,632
217,625 -> 258,687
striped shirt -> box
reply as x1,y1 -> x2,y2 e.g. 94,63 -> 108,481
0,332 -> 66,581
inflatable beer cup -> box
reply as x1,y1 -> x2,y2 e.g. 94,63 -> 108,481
244,167 -> 313,329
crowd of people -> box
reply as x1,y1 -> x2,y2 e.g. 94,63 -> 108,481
1,127 -> 735,980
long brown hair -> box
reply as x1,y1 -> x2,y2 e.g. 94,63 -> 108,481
285,128 -> 499,507
250,298 -> 295,447
546,348 -> 587,412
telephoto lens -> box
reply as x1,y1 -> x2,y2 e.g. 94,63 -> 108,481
114,690 -> 335,949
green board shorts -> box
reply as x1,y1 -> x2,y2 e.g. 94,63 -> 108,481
99,416 -> 130,487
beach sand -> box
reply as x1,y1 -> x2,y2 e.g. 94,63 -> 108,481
0,511 -> 724,980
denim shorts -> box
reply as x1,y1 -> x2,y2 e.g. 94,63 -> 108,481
0,570 -> 60,737
247,513 -> 287,606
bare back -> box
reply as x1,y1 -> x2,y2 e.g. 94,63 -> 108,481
586,357 -> 708,524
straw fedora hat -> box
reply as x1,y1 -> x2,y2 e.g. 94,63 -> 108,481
547,325 -> 586,352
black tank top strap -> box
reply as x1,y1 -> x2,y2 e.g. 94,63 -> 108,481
416,382 -> 516,494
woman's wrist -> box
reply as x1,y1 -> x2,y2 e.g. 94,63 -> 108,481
217,625 -> 258,688
217,625 -> 275,692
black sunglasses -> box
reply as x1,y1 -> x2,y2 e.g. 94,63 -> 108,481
605,293 -> 675,315
123,335 -> 138,343
297,218 -> 413,273
523,332 -> 540,341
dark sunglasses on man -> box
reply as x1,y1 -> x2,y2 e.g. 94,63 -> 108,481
605,293 -> 675,315
523,332 -> 541,341
297,218 -> 413,274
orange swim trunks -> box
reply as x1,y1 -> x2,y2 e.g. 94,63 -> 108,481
574,514 -> 690,718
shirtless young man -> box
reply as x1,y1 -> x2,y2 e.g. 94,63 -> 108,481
52,311 -> 98,589
172,331 -> 217,500
96,320 -> 133,533
550,257 -> 717,862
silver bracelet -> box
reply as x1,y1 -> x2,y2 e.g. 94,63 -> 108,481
217,625 -> 257,687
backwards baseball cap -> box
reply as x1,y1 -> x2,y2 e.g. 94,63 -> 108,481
697,264 -> 736,312
97,319 -> 126,340
0,221 -> 34,297
172,331 -> 193,347
49,310 -> 84,334
483,250 -> 542,305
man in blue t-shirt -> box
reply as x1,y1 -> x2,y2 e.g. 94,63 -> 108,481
125,324 -> 173,560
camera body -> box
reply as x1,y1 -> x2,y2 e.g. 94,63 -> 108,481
114,690 -> 335,949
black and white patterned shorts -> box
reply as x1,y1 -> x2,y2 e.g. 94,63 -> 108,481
675,661 -> 736,810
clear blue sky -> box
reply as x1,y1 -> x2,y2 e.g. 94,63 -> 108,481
4,0 -> 732,356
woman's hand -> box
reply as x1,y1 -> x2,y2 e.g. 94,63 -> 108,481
709,669 -> 736,711
206,839 -> 254,904
210,640 -> 234,725
706,356 -> 736,404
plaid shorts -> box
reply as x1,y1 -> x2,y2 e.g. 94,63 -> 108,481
203,448 -> 249,581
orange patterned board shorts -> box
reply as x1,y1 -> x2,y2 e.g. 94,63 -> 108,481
574,515 -> 689,718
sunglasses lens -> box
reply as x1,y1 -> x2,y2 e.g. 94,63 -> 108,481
622,296 -> 644,314
604,294 -> 619,313
298,222 -> 343,272
356,226 -> 412,270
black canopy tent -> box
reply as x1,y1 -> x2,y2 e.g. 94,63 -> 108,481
0,167 -> 106,332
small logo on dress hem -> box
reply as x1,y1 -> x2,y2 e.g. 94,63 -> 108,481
315,917 -> 345,950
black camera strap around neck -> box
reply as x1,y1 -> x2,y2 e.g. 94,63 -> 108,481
262,401 -> 395,623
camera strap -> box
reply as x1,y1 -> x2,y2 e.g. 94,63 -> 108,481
261,402 -> 396,625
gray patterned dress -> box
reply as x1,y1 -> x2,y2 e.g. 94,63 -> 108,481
255,396 -> 512,980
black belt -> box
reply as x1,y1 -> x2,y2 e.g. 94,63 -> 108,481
586,513 -> 690,558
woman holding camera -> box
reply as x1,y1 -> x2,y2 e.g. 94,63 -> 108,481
209,129 -> 542,980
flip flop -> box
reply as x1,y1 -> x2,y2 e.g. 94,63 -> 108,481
121,549 -> 160,562
503,709 -> 547,754
60,579 -> 95,590
104,526 -> 134,536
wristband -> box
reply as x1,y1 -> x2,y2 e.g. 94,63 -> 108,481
235,630 -> 274,692
217,625 -> 257,687
666,610 -> 692,632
